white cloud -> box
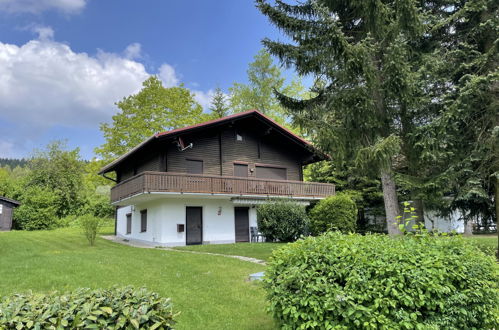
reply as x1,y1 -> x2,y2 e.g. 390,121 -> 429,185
31,25 -> 54,40
193,89 -> 215,110
124,42 -> 142,60
0,0 -> 87,14
158,63 -> 179,88
0,37 -> 150,129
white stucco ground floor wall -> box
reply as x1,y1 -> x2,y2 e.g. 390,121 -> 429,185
116,196 -> 260,246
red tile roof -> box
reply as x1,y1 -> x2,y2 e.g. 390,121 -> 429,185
99,110 -> 324,174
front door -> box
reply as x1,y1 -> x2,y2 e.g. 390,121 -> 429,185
234,207 -> 249,242
186,207 -> 203,245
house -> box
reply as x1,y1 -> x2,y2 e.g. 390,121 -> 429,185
99,110 -> 335,246
0,196 -> 20,231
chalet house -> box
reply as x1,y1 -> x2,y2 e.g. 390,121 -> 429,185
99,110 -> 335,246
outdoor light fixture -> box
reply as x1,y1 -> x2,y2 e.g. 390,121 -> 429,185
218,207 -> 222,215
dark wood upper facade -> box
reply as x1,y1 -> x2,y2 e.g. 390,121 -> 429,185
101,110 -> 334,202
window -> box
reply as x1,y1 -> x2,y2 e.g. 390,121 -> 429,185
186,159 -> 203,174
255,165 -> 287,180
236,133 -> 243,141
234,163 -> 248,177
140,209 -> 147,232
126,213 -> 132,234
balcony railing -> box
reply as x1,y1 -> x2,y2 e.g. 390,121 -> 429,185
111,171 -> 335,203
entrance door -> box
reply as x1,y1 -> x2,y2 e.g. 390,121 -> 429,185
186,207 -> 203,245
234,207 -> 249,242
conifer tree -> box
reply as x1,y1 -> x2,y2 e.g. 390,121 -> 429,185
209,87 -> 231,119
257,0 -> 434,234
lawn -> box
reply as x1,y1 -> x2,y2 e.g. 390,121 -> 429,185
0,228 -> 274,330
467,235 -> 498,256
174,242 -> 285,261
175,235 -> 498,260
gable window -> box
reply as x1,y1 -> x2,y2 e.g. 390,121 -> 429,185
126,213 -> 132,234
186,159 -> 203,174
140,209 -> 147,232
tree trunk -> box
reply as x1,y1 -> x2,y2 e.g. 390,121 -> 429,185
381,168 -> 402,235
463,219 -> 474,236
413,199 -> 425,230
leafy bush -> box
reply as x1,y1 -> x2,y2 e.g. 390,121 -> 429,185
13,186 -> 58,230
264,232 -> 499,329
257,200 -> 309,242
309,193 -> 357,234
0,286 -> 177,329
79,214 -> 102,246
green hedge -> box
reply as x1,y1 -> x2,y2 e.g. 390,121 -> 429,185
309,194 -> 357,234
257,200 -> 309,242
0,286 -> 177,329
264,232 -> 499,329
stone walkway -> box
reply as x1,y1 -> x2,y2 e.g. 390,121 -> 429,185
101,235 -> 267,265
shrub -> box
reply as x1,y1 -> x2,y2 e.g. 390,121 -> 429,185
257,200 -> 309,242
264,232 -> 499,329
309,193 -> 357,234
79,214 -> 102,246
0,286 -> 177,329
13,186 -> 58,230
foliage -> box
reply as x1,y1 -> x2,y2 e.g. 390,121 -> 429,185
0,286 -> 177,329
26,141 -> 85,218
309,194 -> 357,234
264,232 -> 499,329
257,200 -> 309,242
13,186 -> 58,230
229,49 -> 305,125
209,87 -> 231,119
0,158 -> 28,168
96,76 -> 208,160
256,0 -> 439,233
304,161 -> 384,231
79,214 -> 102,246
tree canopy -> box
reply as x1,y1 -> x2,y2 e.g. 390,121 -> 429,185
96,76 -> 207,160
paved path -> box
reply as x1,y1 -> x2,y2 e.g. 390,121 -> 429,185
101,235 -> 267,265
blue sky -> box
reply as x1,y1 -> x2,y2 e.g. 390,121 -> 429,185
0,0 -> 291,159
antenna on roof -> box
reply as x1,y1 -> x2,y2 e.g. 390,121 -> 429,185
176,137 -> 193,151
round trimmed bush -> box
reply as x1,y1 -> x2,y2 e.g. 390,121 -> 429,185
309,194 -> 357,234
257,200 -> 309,242
264,232 -> 499,329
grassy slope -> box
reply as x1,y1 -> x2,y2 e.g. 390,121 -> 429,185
174,242 -> 285,261
175,236 -> 498,260
0,228 -> 274,330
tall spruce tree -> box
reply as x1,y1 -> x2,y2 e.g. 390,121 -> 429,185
257,0 -> 434,234
417,0 -> 498,240
209,87 -> 231,119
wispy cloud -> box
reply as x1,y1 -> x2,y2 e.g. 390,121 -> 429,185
0,0 -> 87,14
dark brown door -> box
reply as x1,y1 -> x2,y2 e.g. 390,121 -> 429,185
186,207 -> 203,245
234,207 -> 249,242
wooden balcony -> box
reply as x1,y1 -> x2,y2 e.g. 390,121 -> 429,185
111,171 -> 335,203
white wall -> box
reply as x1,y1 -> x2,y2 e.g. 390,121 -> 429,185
116,197 -> 240,246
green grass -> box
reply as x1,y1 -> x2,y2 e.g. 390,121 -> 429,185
0,228 -> 275,330
174,242 -> 285,261
466,235 -> 498,256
